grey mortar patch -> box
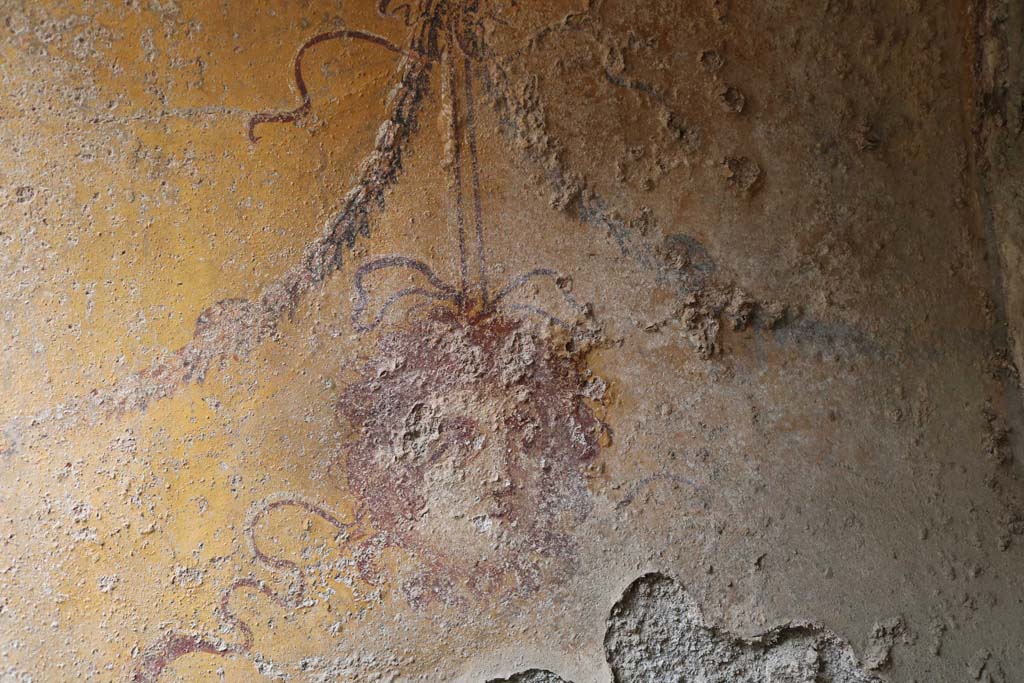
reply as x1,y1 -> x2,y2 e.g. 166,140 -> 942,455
604,573 -> 884,683
492,573 -> 884,683
487,670 -> 570,683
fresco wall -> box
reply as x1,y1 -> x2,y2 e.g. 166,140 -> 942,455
0,0 -> 1022,681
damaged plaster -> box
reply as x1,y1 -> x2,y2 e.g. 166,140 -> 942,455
494,573 -> 887,682
1,0 -> 1023,681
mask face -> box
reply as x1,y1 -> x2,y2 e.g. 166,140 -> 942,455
339,311 -> 601,593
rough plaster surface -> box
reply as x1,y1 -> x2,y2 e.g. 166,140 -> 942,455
603,574 -> 881,683
493,573 -> 888,683
488,671 -> 568,683
0,0 -> 1022,681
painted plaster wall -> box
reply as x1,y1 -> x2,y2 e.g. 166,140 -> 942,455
0,1 -> 1021,681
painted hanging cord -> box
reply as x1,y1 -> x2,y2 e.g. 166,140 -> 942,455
247,28 -> 426,143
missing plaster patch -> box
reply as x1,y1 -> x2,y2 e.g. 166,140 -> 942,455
493,573 -> 883,683
487,670 -> 569,683
604,573 -> 884,683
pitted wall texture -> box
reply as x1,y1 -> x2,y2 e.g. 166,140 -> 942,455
0,1 -> 1022,681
